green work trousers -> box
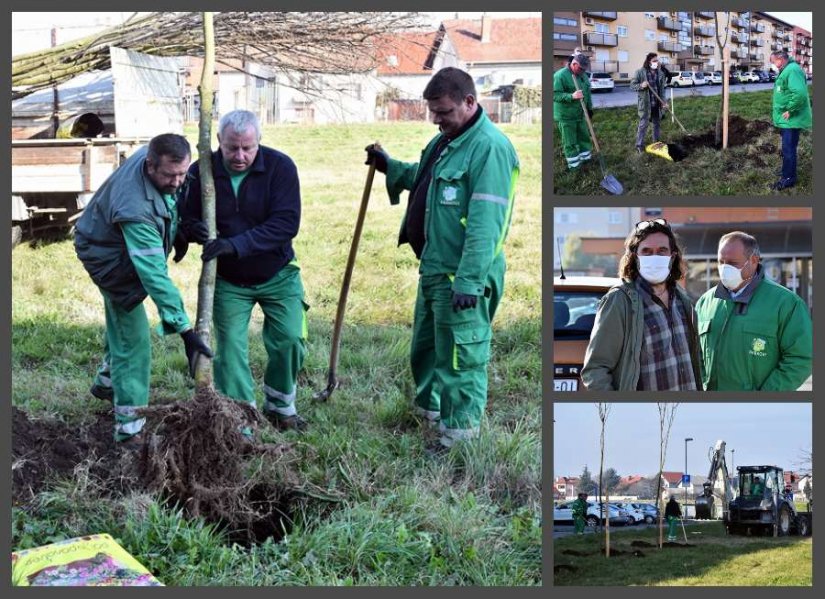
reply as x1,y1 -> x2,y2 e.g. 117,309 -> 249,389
557,119 -> 592,170
573,515 -> 586,534
213,263 -> 307,418
667,515 -> 679,541
410,256 -> 504,447
94,292 -> 151,441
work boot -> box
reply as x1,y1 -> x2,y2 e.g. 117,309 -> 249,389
265,412 -> 308,433
90,383 -> 113,402
770,178 -> 796,191
635,146 -> 644,155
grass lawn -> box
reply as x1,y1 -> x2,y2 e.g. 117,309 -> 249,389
554,522 -> 812,586
11,121 -> 541,585
553,87 -> 813,195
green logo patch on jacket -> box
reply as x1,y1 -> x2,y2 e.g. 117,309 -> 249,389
750,337 -> 767,357
441,186 -> 460,205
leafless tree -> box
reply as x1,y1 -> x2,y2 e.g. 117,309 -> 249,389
655,403 -> 679,548
12,12 -> 423,99
713,11 -> 732,148
597,402 -> 612,557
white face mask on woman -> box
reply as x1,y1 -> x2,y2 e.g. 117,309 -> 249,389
650,61 -> 659,70
637,255 -> 671,284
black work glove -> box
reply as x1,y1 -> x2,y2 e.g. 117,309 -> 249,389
451,292 -> 478,312
587,108 -> 594,120
181,218 -> 209,244
202,238 -> 236,262
172,230 -> 190,263
364,144 -> 389,174
180,329 -> 214,377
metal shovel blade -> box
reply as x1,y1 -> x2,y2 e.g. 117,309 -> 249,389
600,174 -> 623,195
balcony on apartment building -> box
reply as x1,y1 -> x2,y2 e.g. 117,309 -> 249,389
751,22 -> 765,33
773,30 -> 787,39
749,53 -> 765,61
730,32 -> 747,44
694,25 -> 715,37
772,42 -> 785,51
696,11 -> 715,19
583,32 -> 619,46
590,61 -> 619,73
734,48 -> 749,59
750,39 -> 764,47
657,17 -> 683,32
583,12 -> 618,21
658,40 -> 685,53
694,45 -> 715,56
732,17 -> 748,28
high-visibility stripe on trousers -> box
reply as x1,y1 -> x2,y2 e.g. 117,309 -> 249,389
557,119 -> 593,170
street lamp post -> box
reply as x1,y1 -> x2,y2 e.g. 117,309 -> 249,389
732,448 -> 735,471
685,437 -> 694,517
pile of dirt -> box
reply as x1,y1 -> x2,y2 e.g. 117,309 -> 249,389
663,542 -> 694,548
554,564 -> 577,573
561,549 -> 593,557
13,390 -> 319,544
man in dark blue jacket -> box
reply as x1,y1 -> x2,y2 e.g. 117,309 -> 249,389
184,110 -> 308,431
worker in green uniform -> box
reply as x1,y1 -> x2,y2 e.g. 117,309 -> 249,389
365,67 -> 519,451
572,492 -> 589,534
769,50 -> 812,190
75,134 -> 213,444
696,231 -> 812,391
665,496 -> 682,542
553,53 -> 592,171
183,110 -> 309,431
751,476 -> 765,497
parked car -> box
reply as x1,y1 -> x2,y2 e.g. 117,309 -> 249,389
553,501 -> 628,527
736,71 -> 759,83
705,71 -> 723,85
616,503 -> 657,524
589,72 -> 615,93
554,276 -> 621,392
597,502 -> 632,525
750,70 -> 771,83
690,71 -> 707,86
668,71 -> 695,87
729,71 -> 741,84
768,70 -> 777,82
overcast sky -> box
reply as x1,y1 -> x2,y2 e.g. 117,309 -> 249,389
554,403 -> 811,479
764,12 -> 812,32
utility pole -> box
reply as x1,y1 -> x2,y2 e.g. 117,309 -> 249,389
685,437 -> 694,516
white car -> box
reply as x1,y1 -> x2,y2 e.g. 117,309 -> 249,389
705,71 -> 723,85
553,500 -> 626,527
668,71 -> 694,87
690,71 -> 707,86
589,72 -> 615,93
614,503 -> 649,524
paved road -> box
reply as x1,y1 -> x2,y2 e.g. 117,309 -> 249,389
798,375 -> 812,391
590,82 -> 777,109
554,519 -> 709,539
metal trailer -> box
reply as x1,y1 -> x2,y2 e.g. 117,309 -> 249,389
11,46 -> 183,245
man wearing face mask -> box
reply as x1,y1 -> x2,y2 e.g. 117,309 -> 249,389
554,53 -> 593,171
695,232 -> 812,391
629,53 -> 668,155
581,219 -> 701,391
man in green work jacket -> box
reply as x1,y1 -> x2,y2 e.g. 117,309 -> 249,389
696,231 -> 812,391
769,50 -> 812,191
75,134 -> 213,444
572,492 -> 589,535
553,53 -> 592,171
365,67 -> 519,452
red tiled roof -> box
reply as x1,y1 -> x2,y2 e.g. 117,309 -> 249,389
661,472 -> 684,484
620,475 -> 644,486
441,17 -> 541,64
375,31 -> 438,76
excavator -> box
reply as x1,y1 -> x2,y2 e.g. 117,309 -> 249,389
695,440 -> 735,520
695,439 -> 812,536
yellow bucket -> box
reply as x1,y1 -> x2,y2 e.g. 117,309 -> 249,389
645,141 -> 673,162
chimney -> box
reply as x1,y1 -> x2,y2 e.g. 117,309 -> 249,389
481,14 -> 492,43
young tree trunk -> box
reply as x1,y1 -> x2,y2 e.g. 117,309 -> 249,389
714,12 -> 731,149
597,403 -> 611,557
194,12 -> 216,389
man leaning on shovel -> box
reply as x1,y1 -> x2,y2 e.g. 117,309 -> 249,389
365,67 -> 519,453
553,53 -> 593,171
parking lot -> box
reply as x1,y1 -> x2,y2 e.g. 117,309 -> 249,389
590,81 -> 779,109
553,518 -> 706,539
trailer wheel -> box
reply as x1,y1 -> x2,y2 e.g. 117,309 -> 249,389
586,515 -> 599,527
12,225 -> 22,248
778,505 -> 792,536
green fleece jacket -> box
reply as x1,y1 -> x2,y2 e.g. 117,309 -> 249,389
772,58 -> 812,129
581,280 -> 701,391
695,268 -> 812,391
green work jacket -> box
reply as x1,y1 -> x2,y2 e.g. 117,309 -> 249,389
385,109 -> 519,297
695,270 -> 812,391
553,66 -> 592,122
571,498 -> 588,518
581,280 -> 701,391
74,146 -> 180,312
772,59 -> 812,129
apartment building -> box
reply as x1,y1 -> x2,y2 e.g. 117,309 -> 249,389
553,11 -> 811,80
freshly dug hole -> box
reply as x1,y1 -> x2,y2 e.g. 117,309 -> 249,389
666,115 -> 777,163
